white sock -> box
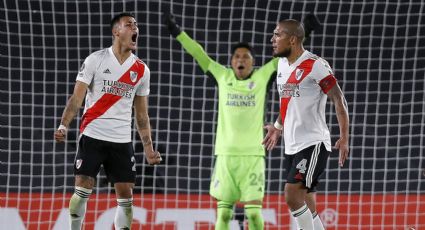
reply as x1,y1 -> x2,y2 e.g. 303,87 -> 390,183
312,211 -> 325,230
114,198 -> 133,230
291,204 -> 313,230
69,186 -> 92,230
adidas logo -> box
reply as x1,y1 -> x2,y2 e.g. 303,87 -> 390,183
103,69 -> 111,74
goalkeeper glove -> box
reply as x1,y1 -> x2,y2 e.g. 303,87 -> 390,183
164,12 -> 182,37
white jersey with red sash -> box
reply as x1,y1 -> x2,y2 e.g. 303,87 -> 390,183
276,50 -> 337,155
76,47 -> 150,143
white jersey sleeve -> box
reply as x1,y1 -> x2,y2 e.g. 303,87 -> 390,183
76,52 -> 100,85
310,57 -> 337,94
136,65 -> 150,96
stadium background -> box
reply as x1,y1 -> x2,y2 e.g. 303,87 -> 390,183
1,0 -> 424,229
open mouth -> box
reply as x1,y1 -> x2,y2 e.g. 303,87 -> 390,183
131,33 -> 138,42
237,65 -> 245,70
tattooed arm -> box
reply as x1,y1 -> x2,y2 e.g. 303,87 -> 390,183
134,95 -> 161,165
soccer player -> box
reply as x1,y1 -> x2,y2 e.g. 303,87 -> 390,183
164,13 -> 278,230
54,12 -> 161,230
263,19 -> 349,229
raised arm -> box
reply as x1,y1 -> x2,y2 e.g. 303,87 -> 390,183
134,95 -> 162,165
54,81 -> 88,142
164,13 -> 215,73
327,83 -> 349,167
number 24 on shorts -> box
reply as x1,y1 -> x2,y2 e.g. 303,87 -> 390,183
249,173 -> 264,186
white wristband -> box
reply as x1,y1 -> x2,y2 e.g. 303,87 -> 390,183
58,124 -> 67,132
274,121 -> 283,130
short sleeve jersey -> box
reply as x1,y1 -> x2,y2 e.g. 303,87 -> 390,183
176,32 -> 278,156
276,50 -> 337,155
76,47 -> 150,143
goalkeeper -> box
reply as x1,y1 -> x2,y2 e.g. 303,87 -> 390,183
164,13 -> 278,230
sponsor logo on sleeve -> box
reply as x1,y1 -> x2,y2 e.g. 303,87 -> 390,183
78,63 -> 85,77
214,180 -> 220,188
79,63 -> 85,72
75,159 -> 83,169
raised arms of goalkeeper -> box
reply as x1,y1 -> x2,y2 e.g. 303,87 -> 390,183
164,14 -> 212,74
164,13 -> 278,81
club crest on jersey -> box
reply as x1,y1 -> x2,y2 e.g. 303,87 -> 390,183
75,159 -> 82,169
247,81 -> 256,90
295,68 -> 304,80
130,71 -> 138,83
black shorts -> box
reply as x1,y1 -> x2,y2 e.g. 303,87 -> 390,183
74,135 -> 136,183
285,142 -> 330,192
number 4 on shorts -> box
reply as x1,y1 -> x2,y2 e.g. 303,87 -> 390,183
296,159 -> 307,174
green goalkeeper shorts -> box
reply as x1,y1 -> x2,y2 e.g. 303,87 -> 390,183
209,155 -> 265,203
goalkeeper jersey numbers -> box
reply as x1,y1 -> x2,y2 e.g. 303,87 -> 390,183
276,50 -> 337,155
76,47 -> 150,143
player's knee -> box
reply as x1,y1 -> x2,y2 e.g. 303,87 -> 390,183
285,195 -> 298,210
245,204 -> 264,230
217,207 -> 233,222
245,206 -> 262,221
75,175 -> 95,188
114,182 -> 134,199
285,196 -> 306,210
216,200 -> 233,223
285,183 -> 306,210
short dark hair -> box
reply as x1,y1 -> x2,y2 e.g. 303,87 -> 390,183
278,19 -> 305,41
110,12 -> 135,30
231,42 -> 255,58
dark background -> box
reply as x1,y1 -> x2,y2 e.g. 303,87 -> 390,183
1,0 -> 424,195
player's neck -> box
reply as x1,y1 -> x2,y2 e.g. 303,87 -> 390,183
287,47 -> 305,65
111,45 -> 132,65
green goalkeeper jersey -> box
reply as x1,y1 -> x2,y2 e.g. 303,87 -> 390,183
176,32 -> 278,156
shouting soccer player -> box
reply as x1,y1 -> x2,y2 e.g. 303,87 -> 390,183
263,19 -> 350,229
164,13 -> 278,230
54,12 -> 161,230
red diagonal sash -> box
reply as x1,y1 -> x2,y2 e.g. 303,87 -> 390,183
280,59 -> 315,125
80,60 -> 145,133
